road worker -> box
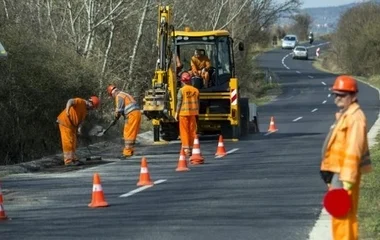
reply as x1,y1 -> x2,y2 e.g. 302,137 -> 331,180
320,75 -> 372,240
57,96 -> 100,166
107,84 -> 141,158
174,72 -> 200,160
190,49 -> 211,88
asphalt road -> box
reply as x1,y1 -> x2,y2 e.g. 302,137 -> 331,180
1,41 -> 379,240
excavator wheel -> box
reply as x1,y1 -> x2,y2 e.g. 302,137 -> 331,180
239,98 -> 250,136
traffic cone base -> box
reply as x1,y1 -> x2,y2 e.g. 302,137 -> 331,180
88,173 -> 109,208
0,204 -> 7,220
268,116 -> 278,132
137,157 -> 154,186
176,148 -> 190,172
215,135 -> 227,156
189,136 -> 204,162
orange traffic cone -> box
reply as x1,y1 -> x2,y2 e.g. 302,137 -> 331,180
176,148 -> 190,172
88,173 -> 109,208
189,135 -> 204,165
137,157 -> 154,186
267,116 -> 278,132
0,182 -> 8,220
215,135 -> 227,157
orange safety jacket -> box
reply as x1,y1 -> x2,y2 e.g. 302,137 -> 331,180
115,91 -> 139,117
321,102 -> 372,183
176,85 -> 199,116
57,98 -> 88,129
191,55 -> 211,72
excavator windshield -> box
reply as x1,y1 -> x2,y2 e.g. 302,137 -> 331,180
174,35 -> 234,91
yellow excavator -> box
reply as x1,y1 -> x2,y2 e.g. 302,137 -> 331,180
142,5 -> 258,143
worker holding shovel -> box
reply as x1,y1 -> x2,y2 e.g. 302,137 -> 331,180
106,84 -> 141,158
56,96 -> 100,166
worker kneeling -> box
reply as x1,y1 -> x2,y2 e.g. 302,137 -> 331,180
175,72 -> 200,157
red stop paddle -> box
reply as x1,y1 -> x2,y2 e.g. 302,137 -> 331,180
323,188 -> 352,218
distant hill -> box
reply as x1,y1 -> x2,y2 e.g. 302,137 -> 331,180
278,0 -> 380,35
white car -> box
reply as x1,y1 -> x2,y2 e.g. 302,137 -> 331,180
281,35 -> 298,49
292,46 -> 308,60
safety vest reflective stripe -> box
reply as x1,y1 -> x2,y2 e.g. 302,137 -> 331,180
63,151 -> 74,159
118,92 -> 139,115
125,102 -> 139,115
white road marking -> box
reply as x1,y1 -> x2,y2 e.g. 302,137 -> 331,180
308,75 -> 314,79
328,94 -> 331,98
264,130 -> 278,136
321,82 -> 326,85
281,53 -> 292,69
119,179 -> 167,198
293,117 -> 303,122
215,148 -> 239,158
311,108 -> 318,112
322,100 -> 327,104
296,71 -> 301,74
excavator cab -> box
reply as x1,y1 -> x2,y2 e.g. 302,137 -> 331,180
142,5 -> 252,142
174,32 -> 236,92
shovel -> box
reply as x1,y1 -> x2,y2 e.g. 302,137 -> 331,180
94,118 -> 118,137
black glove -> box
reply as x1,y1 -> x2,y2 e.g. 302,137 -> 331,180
320,170 -> 334,184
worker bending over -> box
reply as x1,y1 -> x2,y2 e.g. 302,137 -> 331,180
57,96 -> 100,166
107,85 -> 141,158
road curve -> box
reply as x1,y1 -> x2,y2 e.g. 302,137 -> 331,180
1,42 -> 378,240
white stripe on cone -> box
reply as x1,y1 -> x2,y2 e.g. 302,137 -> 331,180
93,184 -> 103,192
140,167 -> 148,173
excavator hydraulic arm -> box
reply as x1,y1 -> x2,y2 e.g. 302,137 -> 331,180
142,5 -> 177,141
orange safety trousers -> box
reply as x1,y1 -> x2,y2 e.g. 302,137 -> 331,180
58,124 -> 78,165
331,177 -> 360,240
123,110 -> 141,156
179,115 -> 197,152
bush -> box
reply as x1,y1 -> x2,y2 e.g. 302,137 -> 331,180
332,2 -> 380,76
0,25 -> 102,165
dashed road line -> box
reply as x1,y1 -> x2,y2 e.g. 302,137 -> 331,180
311,108 -> 318,112
322,100 -> 327,104
119,179 -> 167,198
215,148 -> 240,158
328,94 -> 331,98
321,82 -> 326,85
308,75 -> 314,79
293,117 -> 303,122
296,71 -> 301,74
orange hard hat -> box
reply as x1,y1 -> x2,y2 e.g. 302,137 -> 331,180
107,84 -> 117,96
180,72 -> 191,83
89,96 -> 100,109
332,75 -> 358,93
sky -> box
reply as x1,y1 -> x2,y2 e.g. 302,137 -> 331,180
291,0 -> 359,8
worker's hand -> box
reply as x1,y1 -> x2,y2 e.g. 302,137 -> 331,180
174,113 -> 178,121
343,181 -> 353,191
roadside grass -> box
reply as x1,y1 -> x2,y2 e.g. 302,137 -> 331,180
313,51 -> 380,240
